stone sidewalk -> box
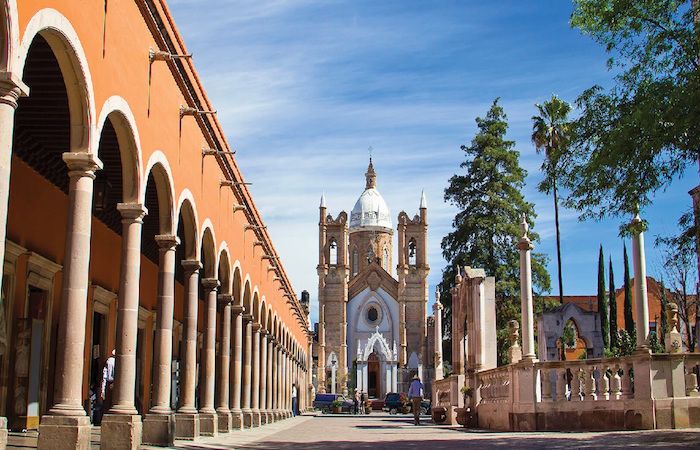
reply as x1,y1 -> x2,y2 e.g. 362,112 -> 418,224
154,413 -> 700,450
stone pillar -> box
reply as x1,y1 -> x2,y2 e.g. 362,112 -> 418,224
317,305 -> 326,393
101,203 -> 148,450
433,288 -> 444,381
241,315 -> 253,427
400,302 -> 407,366
284,352 -> 290,416
230,305 -> 244,429
259,331 -> 268,424
517,215 -> 536,360
270,342 -> 278,420
631,214 -> 650,351
38,152 -> 102,450
143,235 -> 178,446
216,295 -> 233,432
0,74 -> 27,450
175,260 -> 202,440
266,337 -> 274,422
198,278 -> 219,436
251,323 -> 261,427
276,345 -> 283,419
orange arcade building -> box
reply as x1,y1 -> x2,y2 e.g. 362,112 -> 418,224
0,0 -> 312,448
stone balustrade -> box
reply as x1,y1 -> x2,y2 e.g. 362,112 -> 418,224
684,354 -> 700,397
537,357 -> 634,403
478,366 -> 512,404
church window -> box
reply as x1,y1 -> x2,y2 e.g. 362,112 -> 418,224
329,238 -> 338,265
367,306 -> 379,323
382,247 -> 389,270
408,238 -> 417,266
352,249 -> 359,276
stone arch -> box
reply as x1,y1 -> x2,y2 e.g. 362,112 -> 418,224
142,151 -> 175,235
218,244 -> 231,295
362,329 -> 393,361
266,308 -> 273,333
95,96 -> 142,203
200,221 -> 217,278
232,264 -> 242,306
19,8 -> 95,152
242,278 -> 252,315
260,299 -> 267,331
175,190 -> 199,260
252,289 -> 260,322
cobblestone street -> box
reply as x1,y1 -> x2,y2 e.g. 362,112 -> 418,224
154,413 -> 700,450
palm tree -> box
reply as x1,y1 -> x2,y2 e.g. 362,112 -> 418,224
532,95 -> 571,304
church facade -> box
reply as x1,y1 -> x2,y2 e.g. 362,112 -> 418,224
316,160 -> 430,398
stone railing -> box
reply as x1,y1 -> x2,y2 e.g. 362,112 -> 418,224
537,357 -> 634,403
478,365 -> 512,404
684,354 -> 699,396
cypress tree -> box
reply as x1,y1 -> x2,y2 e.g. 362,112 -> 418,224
608,257 -> 618,350
623,243 -> 634,334
597,245 -> 609,350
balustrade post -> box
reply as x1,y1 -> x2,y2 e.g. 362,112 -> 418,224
611,363 -> 622,400
685,359 -> 699,397
585,366 -> 596,401
620,363 -> 632,399
555,368 -> 567,402
600,365 -> 611,401
571,368 -> 583,401
541,368 -> 552,402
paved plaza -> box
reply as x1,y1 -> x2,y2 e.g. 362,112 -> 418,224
142,413 -> 700,450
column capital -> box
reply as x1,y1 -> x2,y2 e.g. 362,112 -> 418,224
252,323 -> 261,333
242,313 -> 254,322
516,236 -> 534,251
218,294 -> 234,305
260,329 -> 268,337
0,71 -> 29,108
63,152 -> 103,179
155,234 -> 179,250
181,259 -> 202,274
117,203 -> 148,223
201,277 -> 221,291
232,304 -> 245,315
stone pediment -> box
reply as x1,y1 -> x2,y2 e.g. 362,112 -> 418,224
348,260 -> 398,300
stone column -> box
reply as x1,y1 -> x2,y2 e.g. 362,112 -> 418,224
259,331 -> 268,424
175,260 -> 202,440
266,337 -> 274,422
251,323 -> 261,427
230,305 -> 244,429
241,315 -> 253,427
276,345 -> 283,419
102,203 -> 148,450
216,294 -> 233,432
283,351 -> 289,416
38,152 -> 102,450
631,214 -> 651,351
433,288 -> 444,381
0,74 -> 27,450
317,304 -> 326,393
198,278 -> 219,436
517,215 -> 536,360
143,235 -> 179,446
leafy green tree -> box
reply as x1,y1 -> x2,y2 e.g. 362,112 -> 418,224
563,1 -> 700,222
608,257 -> 618,350
532,96 -> 572,304
560,322 -> 576,361
623,243 -> 634,334
441,99 -> 552,366
597,245 -> 610,350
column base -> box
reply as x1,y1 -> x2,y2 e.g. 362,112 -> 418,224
0,417 -> 7,449
242,409 -> 253,428
198,412 -> 218,436
274,410 -> 283,421
100,414 -> 142,450
174,413 -> 199,440
260,410 -> 268,425
142,413 -> 175,447
37,415 -> 91,450
231,410 -> 243,429
251,410 -> 261,427
217,410 -> 232,433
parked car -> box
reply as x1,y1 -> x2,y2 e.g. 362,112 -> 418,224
313,393 -> 354,414
382,392 -> 431,415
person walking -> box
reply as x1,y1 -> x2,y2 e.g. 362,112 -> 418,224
360,391 -> 366,415
407,374 -> 424,426
101,349 -> 116,414
291,382 -> 298,417
353,390 -> 360,415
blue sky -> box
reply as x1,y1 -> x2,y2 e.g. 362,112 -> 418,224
169,0 -> 697,323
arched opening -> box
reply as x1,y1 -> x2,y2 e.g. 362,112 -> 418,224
351,248 -> 358,277
408,238 -> 417,266
328,238 -> 338,266
197,228 -> 216,408
367,352 -> 380,398
559,319 -> 587,361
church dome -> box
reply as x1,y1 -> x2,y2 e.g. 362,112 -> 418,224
349,160 -> 392,231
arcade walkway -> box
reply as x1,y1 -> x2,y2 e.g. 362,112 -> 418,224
146,413 -> 700,449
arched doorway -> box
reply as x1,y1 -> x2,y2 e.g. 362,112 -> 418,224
367,352 -> 379,398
